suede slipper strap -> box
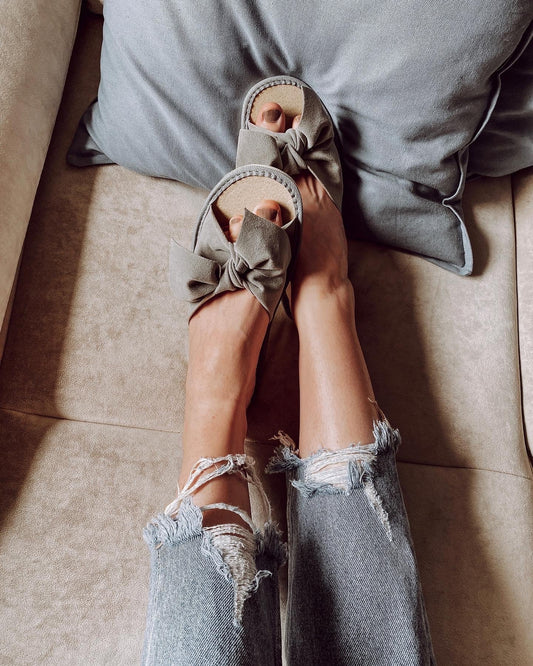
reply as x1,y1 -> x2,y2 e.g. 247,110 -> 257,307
237,85 -> 343,209
169,207 -> 294,322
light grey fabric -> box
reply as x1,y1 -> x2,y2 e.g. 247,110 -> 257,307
142,502 -> 285,666
267,422 -> 436,665
468,29 -> 533,178
142,453 -> 286,666
170,209 -> 294,322
236,77 -> 343,210
67,0 -> 533,275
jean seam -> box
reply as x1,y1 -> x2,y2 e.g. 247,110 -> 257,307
143,546 -> 162,665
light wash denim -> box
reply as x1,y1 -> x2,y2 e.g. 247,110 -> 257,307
141,421 -> 436,665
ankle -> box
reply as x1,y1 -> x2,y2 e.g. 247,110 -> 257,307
292,277 -> 355,324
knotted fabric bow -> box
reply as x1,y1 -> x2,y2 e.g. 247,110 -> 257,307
170,208 -> 294,322
236,85 -> 343,209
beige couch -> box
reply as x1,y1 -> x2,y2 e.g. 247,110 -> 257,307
1,2 -> 532,664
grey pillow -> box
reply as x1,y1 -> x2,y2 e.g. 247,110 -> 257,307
68,1 -> 533,275
468,36 -> 533,178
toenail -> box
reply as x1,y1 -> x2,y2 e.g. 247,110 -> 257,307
255,207 -> 279,221
263,108 -> 282,123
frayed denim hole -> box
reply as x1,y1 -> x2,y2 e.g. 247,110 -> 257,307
372,419 -> 401,455
201,522 -> 279,628
291,442 -> 395,542
265,442 -> 302,475
143,499 -> 204,551
148,452 -> 287,628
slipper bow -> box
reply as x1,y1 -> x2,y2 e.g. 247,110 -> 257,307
170,207 -> 294,321
237,83 -> 343,209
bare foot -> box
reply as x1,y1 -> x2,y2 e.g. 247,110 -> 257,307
226,199 -> 282,241
255,102 -> 286,132
254,104 -> 348,297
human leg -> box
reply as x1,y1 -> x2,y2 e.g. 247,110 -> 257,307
141,168 -> 303,665
278,176 -> 435,665
249,87 -> 436,664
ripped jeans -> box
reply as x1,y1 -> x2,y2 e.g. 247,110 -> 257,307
141,421 -> 436,665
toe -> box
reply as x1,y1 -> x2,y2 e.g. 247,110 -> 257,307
253,199 -> 282,227
254,102 -> 286,132
227,215 -> 243,242
227,201 -> 282,243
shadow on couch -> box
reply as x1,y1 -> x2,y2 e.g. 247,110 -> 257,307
0,8 -> 101,530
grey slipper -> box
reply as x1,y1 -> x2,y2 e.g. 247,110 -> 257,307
236,76 -> 343,210
169,164 -> 303,322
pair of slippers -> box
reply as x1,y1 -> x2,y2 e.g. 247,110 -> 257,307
170,76 -> 343,325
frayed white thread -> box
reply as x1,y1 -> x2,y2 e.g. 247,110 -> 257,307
303,447 -> 374,489
362,480 -> 393,542
302,447 -> 393,542
164,453 -> 271,524
163,453 -> 277,625
270,430 -> 298,450
203,523 -> 264,625
268,419 -> 396,541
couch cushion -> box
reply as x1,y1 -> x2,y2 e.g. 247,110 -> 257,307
398,463 -> 533,665
67,0 -> 533,275
0,0 -> 81,359
0,10 -> 201,434
1,10 -> 530,481
1,409 -> 531,664
0,410 -> 178,664
349,174 -> 531,479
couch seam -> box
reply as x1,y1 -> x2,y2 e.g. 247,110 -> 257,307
511,171 -> 532,472
396,458 -> 531,481
0,405 -> 181,436
1,406 -> 531,482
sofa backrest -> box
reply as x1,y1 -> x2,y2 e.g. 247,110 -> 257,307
0,0 -> 81,360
